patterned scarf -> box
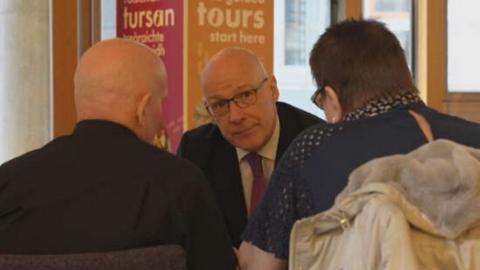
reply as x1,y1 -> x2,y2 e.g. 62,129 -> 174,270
343,92 -> 423,122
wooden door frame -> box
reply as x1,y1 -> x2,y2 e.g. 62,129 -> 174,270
425,0 -> 480,122
345,0 -> 362,19
78,0 -> 101,57
52,0 -> 77,137
52,0 -> 100,137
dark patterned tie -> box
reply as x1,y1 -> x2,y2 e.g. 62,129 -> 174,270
245,152 -> 266,214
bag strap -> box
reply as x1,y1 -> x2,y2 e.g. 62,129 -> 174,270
408,110 -> 433,142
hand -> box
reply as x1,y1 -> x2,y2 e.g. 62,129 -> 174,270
237,241 -> 287,270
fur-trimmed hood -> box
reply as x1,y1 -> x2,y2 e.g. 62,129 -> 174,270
336,139 -> 480,239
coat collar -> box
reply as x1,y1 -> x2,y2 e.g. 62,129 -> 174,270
340,139 -> 480,238
304,140 -> 480,239
73,120 -> 138,141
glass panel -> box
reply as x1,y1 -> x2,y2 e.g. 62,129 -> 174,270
363,0 -> 414,72
447,0 -> 480,92
285,1 -> 306,65
374,0 -> 410,12
275,0 -> 330,118
101,0 -> 116,40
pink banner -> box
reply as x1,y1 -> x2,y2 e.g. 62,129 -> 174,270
117,0 -> 183,152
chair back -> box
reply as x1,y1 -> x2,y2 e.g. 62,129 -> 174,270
0,244 -> 186,270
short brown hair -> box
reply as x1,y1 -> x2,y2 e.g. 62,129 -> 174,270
309,19 -> 418,112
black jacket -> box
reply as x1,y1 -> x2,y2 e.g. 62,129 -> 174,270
0,120 -> 236,270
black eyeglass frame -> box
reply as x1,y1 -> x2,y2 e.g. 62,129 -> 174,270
204,78 -> 269,117
310,85 -> 325,110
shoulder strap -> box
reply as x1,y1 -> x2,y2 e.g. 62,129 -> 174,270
408,110 -> 434,142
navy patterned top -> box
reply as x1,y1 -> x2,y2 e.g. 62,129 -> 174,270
242,92 -> 480,259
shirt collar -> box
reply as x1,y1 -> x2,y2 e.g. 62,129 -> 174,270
236,115 -> 280,161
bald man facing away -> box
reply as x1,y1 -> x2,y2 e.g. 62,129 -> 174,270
177,47 -> 322,247
0,39 -> 236,270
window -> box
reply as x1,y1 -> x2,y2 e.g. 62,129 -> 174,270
363,0 -> 415,72
447,0 -> 480,92
275,0 -> 331,117
101,0 -> 116,40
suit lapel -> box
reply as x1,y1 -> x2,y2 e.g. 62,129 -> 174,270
275,104 -> 298,166
208,133 -> 248,246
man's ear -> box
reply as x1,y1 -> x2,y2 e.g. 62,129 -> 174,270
136,92 -> 152,127
324,86 -> 343,123
269,75 -> 279,102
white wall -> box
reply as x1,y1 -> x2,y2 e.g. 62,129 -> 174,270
0,0 -> 51,164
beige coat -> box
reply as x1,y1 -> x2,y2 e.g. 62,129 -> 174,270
290,139 -> 480,270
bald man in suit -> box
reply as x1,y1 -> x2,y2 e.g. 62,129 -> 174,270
178,48 -> 323,247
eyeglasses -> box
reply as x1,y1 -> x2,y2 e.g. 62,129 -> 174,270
205,78 -> 268,117
310,86 -> 325,110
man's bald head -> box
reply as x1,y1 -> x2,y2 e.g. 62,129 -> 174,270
74,38 -> 167,143
201,47 -> 267,95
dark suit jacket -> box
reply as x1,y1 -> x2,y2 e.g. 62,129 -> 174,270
177,102 -> 323,246
0,120 -> 235,270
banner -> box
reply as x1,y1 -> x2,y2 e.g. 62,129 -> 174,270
117,0 -> 183,152
116,0 -> 274,151
185,0 -> 274,128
